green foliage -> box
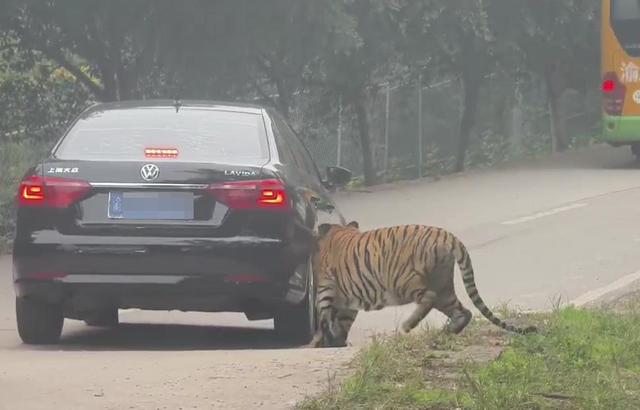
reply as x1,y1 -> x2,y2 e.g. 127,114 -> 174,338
0,50 -> 91,142
466,130 -> 513,169
0,0 -> 169,100
467,308 -> 640,409
299,307 -> 640,410
297,332 -> 473,410
0,48 -> 88,245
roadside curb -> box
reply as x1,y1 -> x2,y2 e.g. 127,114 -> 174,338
513,275 -> 640,317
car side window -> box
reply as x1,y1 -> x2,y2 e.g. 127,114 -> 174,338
296,135 -> 324,183
274,116 -> 323,183
271,122 -> 298,167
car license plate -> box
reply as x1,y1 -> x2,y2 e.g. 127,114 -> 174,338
108,192 -> 194,220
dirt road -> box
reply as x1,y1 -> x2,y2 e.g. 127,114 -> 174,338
3,144 -> 640,409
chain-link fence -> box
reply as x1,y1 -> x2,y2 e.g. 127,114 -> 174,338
300,74 -> 601,183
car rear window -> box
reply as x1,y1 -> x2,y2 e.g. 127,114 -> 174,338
54,107 -> 269,164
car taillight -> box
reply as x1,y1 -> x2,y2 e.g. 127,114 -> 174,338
20,179 -> 45,202
207,179 -> 289,210
18,175 -> 92,208
602,72 -> 626,116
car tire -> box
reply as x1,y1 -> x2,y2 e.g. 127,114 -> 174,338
16,297 -> 64,345
273,260 -> 316,345
84,308 -> 119,327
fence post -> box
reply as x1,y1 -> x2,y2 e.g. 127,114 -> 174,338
509,81 -> 524,155
417,74 -> 423,178
549,98 -> 558,154
337,96 -> 342,167
384,84 -> 390,179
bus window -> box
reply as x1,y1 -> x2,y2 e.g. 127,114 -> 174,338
609,0 -> 640,58
612,0 -> 640,20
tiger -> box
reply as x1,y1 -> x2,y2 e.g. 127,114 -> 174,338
308,221 -> 536,348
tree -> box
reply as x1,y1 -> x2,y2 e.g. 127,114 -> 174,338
525,0 -> 599,152
305,0 -> 402,186
243,0 -> 346,119
0,47 -> 90,144
0,0 -> 173,101
0,46 -> 90,240
0,0 -> 353,112
486,0 -> 600,152
0,0 -> 602,179
396,0 -> 495,172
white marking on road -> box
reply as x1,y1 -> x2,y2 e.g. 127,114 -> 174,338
569,269 -> 640,307
501,203 -> 588,226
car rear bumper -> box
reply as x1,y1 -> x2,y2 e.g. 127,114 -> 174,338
14,279 -> 287,319
13,231 -> 309,315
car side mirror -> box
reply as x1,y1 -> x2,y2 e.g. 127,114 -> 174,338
324,166 -> 352,188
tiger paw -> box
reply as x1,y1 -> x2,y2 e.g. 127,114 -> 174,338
306,333 -> 324,348
445,309 -> 472,334
400,323 -> 413,333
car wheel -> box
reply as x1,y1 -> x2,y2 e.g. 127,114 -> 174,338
274,259 -> 317,345
84,308 -> 119,327
16,297 -> 64,345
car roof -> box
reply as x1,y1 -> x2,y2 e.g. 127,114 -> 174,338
81,99 -> 266,117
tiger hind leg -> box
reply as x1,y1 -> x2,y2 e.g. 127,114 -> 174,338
401,290 -> 437,333
437,295 -> 472,334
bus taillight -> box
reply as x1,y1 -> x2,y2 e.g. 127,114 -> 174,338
602,72 -> 625,116
602,79 -> 616,93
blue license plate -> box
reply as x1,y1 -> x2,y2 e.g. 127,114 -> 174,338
108,192 -> 194,220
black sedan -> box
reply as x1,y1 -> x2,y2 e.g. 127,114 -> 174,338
12,100 -> 352,345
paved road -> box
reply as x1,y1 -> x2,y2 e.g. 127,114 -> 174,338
2,144 -> 640,409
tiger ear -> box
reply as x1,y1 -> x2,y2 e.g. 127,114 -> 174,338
347,220 -> 359,229
317,224 -> 333,238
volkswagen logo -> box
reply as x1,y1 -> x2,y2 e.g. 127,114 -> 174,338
140,164 -> 160,181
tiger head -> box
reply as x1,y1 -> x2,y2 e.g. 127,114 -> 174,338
313,221 -> 360,269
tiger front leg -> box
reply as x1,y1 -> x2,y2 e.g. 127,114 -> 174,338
308,276 -> 337,348
308,305 -> 358,348
401,290 -> 437,333
326,307 -> 358,347
308,306 -> 335,348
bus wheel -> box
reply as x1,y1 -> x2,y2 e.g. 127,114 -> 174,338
631,144 -> 640,159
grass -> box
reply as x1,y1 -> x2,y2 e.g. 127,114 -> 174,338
297,303 -> 640,410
